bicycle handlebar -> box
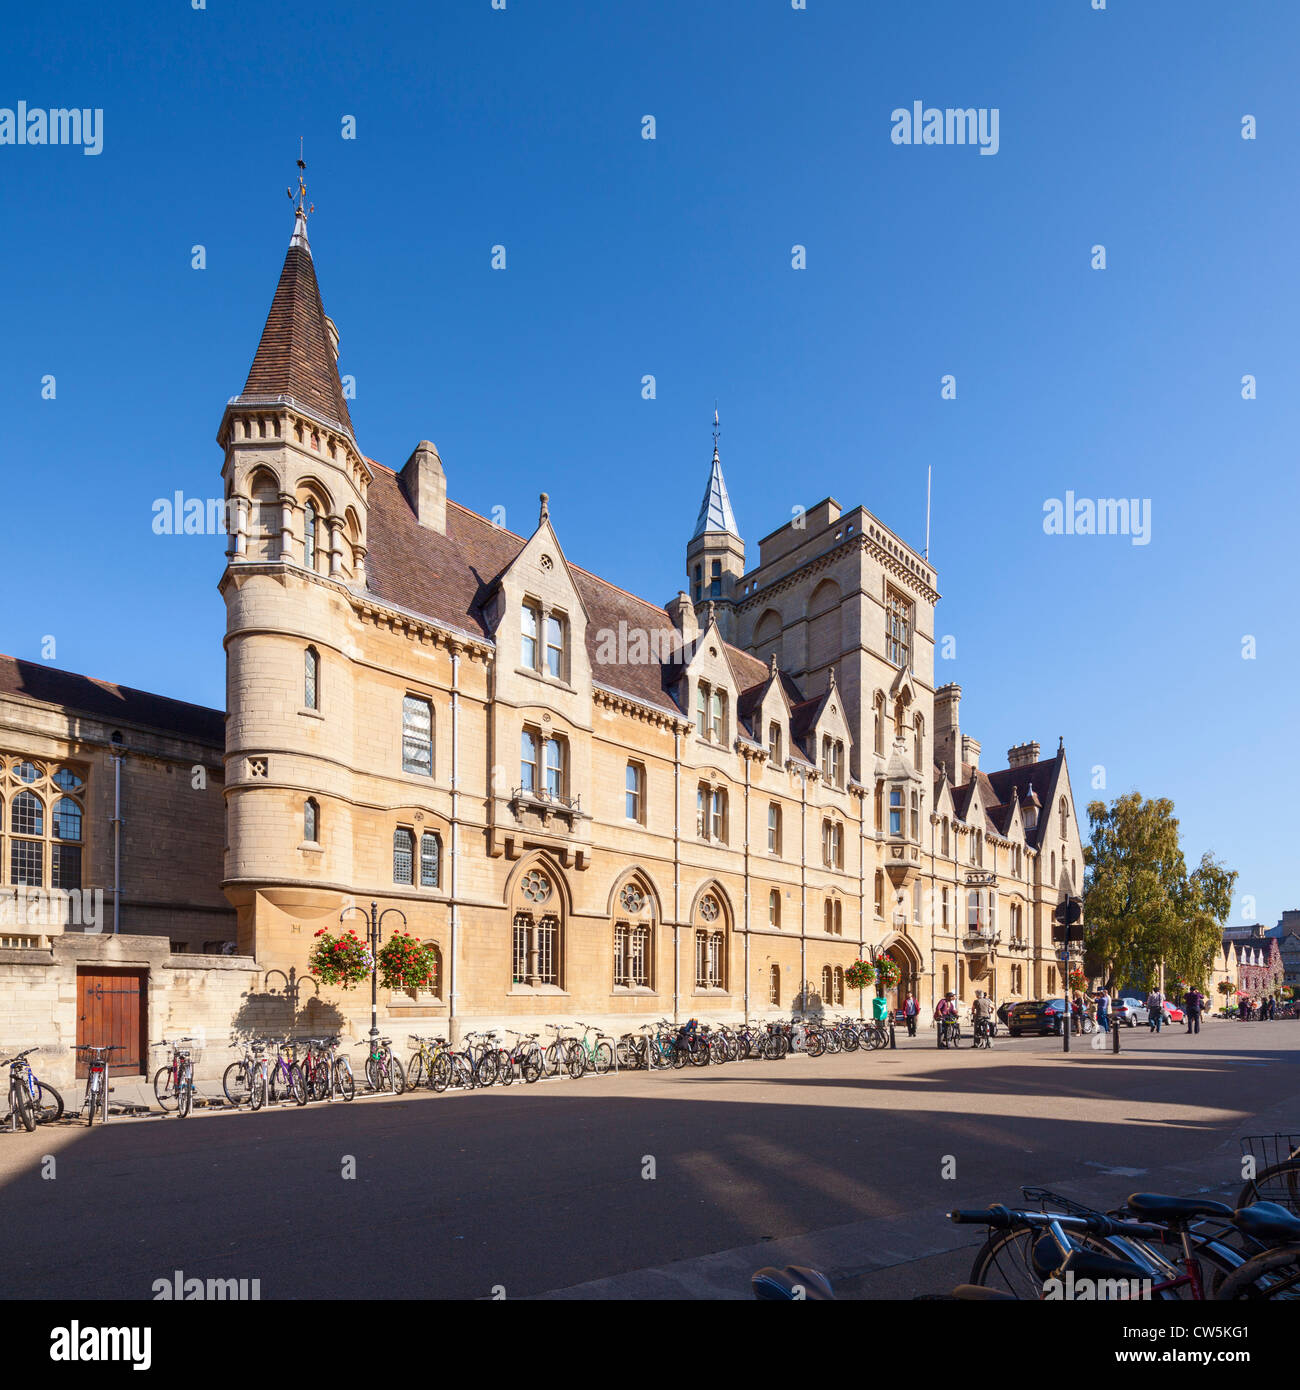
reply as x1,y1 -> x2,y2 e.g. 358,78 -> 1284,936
949,1205 -> 1163,1239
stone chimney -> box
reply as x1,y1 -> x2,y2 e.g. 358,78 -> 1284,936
934,683 -> 961,779
399,441 -> 446,534
1007,741 -> 1041,769
961,735 -> 981,771
666,591 -> 699,645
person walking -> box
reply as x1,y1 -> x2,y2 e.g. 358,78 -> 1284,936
1085,992 -> 1098,1033
1239,995 -> 1251,1023
1096,988 -> 1111,1033
1070,993 -> 1084,1035
1146,987 -> 1164,1034
1183,985 -> 1203,1036
903,993 -> 918,1038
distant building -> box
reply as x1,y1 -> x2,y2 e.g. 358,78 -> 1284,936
1222,923 -> 1286,1001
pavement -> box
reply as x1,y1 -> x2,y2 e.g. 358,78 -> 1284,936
1,1020 -> 1296,1300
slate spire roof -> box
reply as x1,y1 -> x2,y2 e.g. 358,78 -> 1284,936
691,427 -> 740,539
240,209 -> 354,435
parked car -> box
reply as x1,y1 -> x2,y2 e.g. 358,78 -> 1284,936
1008,998 -> 1067,1037
1165,1004 -> 1185,1024
1114,997 -> 1148,1026
997,1000 -> 1018,1029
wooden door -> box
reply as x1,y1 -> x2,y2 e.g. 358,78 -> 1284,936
75,968 -> 147,1076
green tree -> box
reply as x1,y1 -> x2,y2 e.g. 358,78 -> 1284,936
1082,793 -> 1235,992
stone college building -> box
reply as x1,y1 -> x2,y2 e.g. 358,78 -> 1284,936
1,202 -> 1085,1055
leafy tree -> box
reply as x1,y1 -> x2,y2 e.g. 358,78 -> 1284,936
1082,793 -> 1235,992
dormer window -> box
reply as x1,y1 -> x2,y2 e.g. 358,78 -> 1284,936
522,603 -> 540,668
711,689 -> 726,742
546,613 -> 566,679
696,681 -> 727,744
821,737 -> 844,788
768,722 -> 781,765
696,684 -> 708,737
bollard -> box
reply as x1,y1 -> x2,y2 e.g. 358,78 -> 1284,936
1112,1019 -> 1120,1054
889,1018 -> 896,1050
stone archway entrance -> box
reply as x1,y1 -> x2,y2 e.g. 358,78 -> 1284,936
884,943 -> 920,1013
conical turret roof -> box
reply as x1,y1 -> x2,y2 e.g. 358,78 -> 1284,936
692,443 -> 739,539
241,210 -> 353,434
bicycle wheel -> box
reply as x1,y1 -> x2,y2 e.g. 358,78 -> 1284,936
871,1026 -> 888,1050
406,1052 -> 426,1090
671,1041 -> 689,1069
1238,1161 -> 1300,1215
593,1041 -> 614,1075
475,1051 -> 500,1087
521,1048 -> 542,1084
288,1063 -> 308,1105
178,1064 -> 192,1118
543,1043 -> 563,1078
615,1037 -> 637,1070
806,1031 -> 826,1058
334,1059 -> 355,1101
842,1029 -> 860,1053
1213,1245 -> 1300,1300
968,1227 -> 1118,1298
11,1082 -> 35,1132
451,1053 -> 475,1089
86,1072 -> 105,1126
497,1050 -> 515,1086
430,1053 -> 452,1093
365,1055 -> 382,1091
389,1057 -> 406,1095
565,1047 -> 585,1080
32,1082 -> 63,1124
223,1061 -> 252,1107
153,1065 -> 178,1112
248,1066 -> 267,1111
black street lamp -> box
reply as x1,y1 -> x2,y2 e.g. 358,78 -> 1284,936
1053,895 -> 1085,1054
339,900 -> 408,1048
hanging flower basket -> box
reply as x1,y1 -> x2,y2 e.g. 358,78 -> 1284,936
308,928 -> 373,989
377,932 -> 440,993
844,960 -> 875,992
874,957 -> 902,990
1067,968 -> 1088,992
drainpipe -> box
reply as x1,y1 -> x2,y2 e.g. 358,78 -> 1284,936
449,649 -> 461,1037
743,753 -> 751,1022
673,727 -> 681,1023
110,748 -> 124,934
799,768 -> 807,1015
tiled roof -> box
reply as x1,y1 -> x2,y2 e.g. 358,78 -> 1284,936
365,464 -> 769,718
0,655 -> 224,747
241,216 -> 353,433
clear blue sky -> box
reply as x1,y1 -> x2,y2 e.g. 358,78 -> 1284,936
1,0 -> 1296,926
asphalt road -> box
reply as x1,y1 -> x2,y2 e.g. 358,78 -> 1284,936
2,1022 -> 1296,1300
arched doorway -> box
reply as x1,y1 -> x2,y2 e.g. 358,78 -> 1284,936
882,940 -> 921,1013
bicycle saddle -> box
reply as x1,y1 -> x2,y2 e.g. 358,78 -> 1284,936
1053,1248 -> 1149,1283
1233,1202 -> 1300,1244
751,1265 -> 835,1301
1124,1193 -> 1233,1222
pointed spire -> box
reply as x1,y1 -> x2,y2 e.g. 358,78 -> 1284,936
691,409 -> 739,539
241,149 -> 352,435
539,492 -> 550,525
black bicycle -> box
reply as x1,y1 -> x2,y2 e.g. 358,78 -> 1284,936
75,1044 -> 122,1126
938,1016 -> 961,1049
972,1016 -> 993,1049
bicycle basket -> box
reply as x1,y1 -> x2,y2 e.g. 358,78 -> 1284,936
1020,1186 -> 1105,1219
1240,1134 -> 1300,1172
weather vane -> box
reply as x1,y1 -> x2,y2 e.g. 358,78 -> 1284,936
712,403 -> 720,452
287,136 -> 314,219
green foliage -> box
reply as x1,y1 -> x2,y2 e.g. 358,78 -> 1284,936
1082,792 -> 1235,992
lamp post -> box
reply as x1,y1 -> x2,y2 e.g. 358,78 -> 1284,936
340,900 -> 408,1048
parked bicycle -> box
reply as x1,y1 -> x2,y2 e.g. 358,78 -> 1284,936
74,1044 -> 121,1125
357,1035 -> 406,1094
3,1047 -> 63,1130
152,1037 -> 198,1117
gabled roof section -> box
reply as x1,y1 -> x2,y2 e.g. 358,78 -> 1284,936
691,444 -> 739,538
364,463 -> 762,718
0,654 -> 224,747
985,753 -> 1064,848
240,211 -> 354,434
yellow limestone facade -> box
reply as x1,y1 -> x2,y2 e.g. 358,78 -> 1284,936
218,215 -> 1085,1043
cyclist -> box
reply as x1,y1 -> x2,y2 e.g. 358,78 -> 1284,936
972,990 -> 995,1044
935,992 -> 959,1047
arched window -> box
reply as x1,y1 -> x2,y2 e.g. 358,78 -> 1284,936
1051,851 -> 1057,881
53,796 -> 81,841
821,964 -> 833,1002
833,966 -> 845,1005
304,798 -> 319,843
420,832 -> 441,888
304,646 -> 320,710
393,827 -> 415,884
874,871 -> 884,917
1059,798 -> 1069,840
874,781 -> 884,832
251,474 -> 280,560
769,889 -> 781,927
693,892 -> 727,990
873,693 -> 885,756
512,862 -> 564,989
769,963 -> 781,1005
303,501 -> 318,570
913,713 -> 924,768
613,883 -> 654,990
